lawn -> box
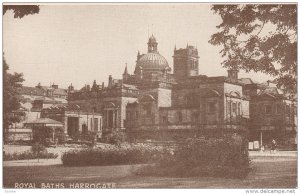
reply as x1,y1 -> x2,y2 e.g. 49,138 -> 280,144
3,157 -> 297,189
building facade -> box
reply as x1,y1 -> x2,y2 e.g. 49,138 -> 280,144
243,81 -> 297,148
12,83 -> 68,128
41,104 -> 103,139
67,35 -> 296,145
67,35 -> 251,141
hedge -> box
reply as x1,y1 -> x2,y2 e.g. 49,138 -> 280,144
61,144 -> 169,166
4,151 -> 58,161
137,135 -> 251,179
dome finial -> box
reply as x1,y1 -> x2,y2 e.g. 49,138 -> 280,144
148,34 -> 158,53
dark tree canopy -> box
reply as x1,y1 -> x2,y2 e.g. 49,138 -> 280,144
3,57 -> 24,130
209,4 -> 297,93
3,5 -> 39,18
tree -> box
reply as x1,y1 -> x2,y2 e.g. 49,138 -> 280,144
3,4 -> 39,142
3,5 -> 39,18
3,57 -> 24,138
209,4 -> 297,93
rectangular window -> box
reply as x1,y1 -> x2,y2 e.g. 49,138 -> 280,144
135,111 -> 139,118
238,102 -> 241,115
192,113 -> 198,123
208,102 -> 217,113
94,118 -> 98,131
177,112 -> 183,122
126,112 -> 130,120
162,116 -> 167,124
286,105 -> 290,115
144,104 -> 152,116
265,105 -> 272,114
90,118 -> 93,130
232,103 -> 237,114
227,101 -> 231,114
275,104 -> 281,114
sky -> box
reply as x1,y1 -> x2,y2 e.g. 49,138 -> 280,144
3,3 -> 273,89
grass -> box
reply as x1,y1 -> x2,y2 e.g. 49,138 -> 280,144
3,157 -> 297,188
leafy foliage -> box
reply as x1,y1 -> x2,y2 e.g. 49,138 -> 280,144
61,144 -> 168,166
138,135 -> 250,179
209,4 -> 297,93
3,58 -> 24,132
3,5 -> 39,18
31,142 -> 46,155
4,150 -> 58,161
102,131 -> 127,146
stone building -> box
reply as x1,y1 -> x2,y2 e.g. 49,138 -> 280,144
68,79 -> 139,134
68,35 -> 175,134
243,81 -> 297,148
41,104 -> 102,139
67,35 -> 296,145
126,70 -> 250,140
12,83 -> 67,128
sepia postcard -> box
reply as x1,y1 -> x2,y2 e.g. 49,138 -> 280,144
2,2 -> 298,191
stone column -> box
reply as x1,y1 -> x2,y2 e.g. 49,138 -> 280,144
112,110 -> 115,128
64,116 -> 68,134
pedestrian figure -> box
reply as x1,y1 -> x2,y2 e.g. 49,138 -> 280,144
271,139 -> 277,154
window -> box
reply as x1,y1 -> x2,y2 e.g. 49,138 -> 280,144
227,101 -> 231,114
208,102 -> 217,113
192,113 -> 198,123
177,112 -> 182,122
265,105 -> 272,114
275,104 -> 281,114
126,112 -> 131,120
286,105 -> 290,115
143,104 -> 152,116
162,116 -> 168,124
92,107 -> 97,112
94,118 -> 98,131
135,111 -> 139,118
232,103 -> 237,114
238,102 -> 241,115
186,94 -> 200,107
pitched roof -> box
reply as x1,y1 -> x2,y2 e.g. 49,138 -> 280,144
18,86 -> 45,96
18,85 -> 67,97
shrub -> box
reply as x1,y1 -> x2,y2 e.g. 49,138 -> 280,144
31,142 -> 46,154
137,135 -> 251,179
102,131 -> 127,146
4,150 -> 58,161
61,144 -> 169,166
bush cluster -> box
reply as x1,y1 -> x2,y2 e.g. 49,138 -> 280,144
101,131 -> 127,146
61,134 -> 251,179
4,150 -> 58,161
138,135 -> 251,179
4,143 -> 58,161
61,144 -> 169,166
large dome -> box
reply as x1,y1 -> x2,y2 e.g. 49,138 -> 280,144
136,52 -> 169,71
